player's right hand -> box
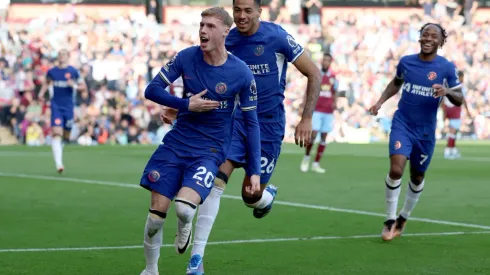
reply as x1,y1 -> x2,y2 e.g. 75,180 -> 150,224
368,103 -> 382,116
188,89 -> 220,112
160,107 -> 178,125
245,174 -> 261,195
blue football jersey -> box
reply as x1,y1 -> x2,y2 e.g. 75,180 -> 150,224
47,66 -> 81,110
395,54 -> 461,136
154,46 -> 258,165
225,21 -> 304,124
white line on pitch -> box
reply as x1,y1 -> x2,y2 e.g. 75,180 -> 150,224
1,150 -> 489,162
1,172 -> 489,230
1,231 -> 489,253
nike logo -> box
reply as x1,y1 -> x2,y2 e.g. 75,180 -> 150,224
147,228 -> 158,238
177,231 -> 191,254
184,75 -> 193,79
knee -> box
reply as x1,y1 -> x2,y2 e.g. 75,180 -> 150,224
174,198 -> 197,224
389,164 -> 404,180
410,174 -> 425,185
242,190 -> 261,208
149,209 -> 167,220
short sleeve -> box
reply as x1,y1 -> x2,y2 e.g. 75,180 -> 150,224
446,62 -> 462,90
395,59 -> 404,80
277,27 -> 305,63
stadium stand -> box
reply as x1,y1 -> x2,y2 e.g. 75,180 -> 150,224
0,2 -> 488,146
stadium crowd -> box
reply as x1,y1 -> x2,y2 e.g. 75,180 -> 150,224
0,3 -> 489,147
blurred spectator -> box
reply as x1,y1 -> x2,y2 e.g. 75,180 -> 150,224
306,0 -> 322,26
0,3 -> 488,147
25,120 -> 44,146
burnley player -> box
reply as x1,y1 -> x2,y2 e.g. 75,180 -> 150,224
300,52 -> 337,173
443,70 -> 471,159
39,49 -> 86,173
139,7 -> 261,275
369,23 -> 464,241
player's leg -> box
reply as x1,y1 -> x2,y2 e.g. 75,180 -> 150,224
382,129 -> 411,241
139,145 -> 183,275
244,124 -> 283,218
311,132 -> 328,173
58,114 -> 74,170
312,113 -> 333,173
311,114 -> 334,173
180,158 -> 219,275
189,121 -> 247,273
241,175 -> 278,219
190,160 -> 234,258
141,192 -> 171,275
242,137 -> 281,219
301,111 -> 322,172
50,107 -> 65,173
448,119 -> 461,159
395,140 -> 435,237
301,130 -> 318,172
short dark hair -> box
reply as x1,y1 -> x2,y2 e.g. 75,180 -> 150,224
232,0 -> 261,8
458,70 -> 464,77
419,23 -> 448,48
323,52 -> 332,58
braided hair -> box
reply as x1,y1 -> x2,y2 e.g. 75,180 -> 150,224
419,23 -> 448,48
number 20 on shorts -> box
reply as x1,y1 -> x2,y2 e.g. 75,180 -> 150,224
192,166 -> 214,188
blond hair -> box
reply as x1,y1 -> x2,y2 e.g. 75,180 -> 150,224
201,7 -> 233,28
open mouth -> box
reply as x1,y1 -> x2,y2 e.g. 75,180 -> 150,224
422,42 -> 434,51
237,20 -> 248,28
200,37 -> 209,44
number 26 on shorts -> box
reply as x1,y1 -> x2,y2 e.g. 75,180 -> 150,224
261,157 -> 276,174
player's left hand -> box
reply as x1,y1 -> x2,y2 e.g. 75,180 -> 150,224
245,174 -> 261,194
432,84 -> 448,98
295,118 -> 312,148
160,107 -> 178,125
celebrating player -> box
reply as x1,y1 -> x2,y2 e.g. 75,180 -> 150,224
39,49 -> 86,173
368,23 -> 464,241
182,0 -> 321,273
139,7 -> 261,275
300,52 -> 337,173
443,70 -> 471,159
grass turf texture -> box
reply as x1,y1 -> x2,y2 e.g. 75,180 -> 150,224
0,142 -> 489,275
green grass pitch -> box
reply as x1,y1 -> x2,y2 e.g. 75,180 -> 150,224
0,142 -> 489,275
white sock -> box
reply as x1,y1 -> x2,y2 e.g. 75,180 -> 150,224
385,174 -> 402,221
51,136 -> 63,168
400,180 -> 425,219
451,147 -> 458,155
255,189 -> 273,209
444,147 -> 450,157
144,213 -> 165,273
191,185 -> 224,257
303,155 -> 310,161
